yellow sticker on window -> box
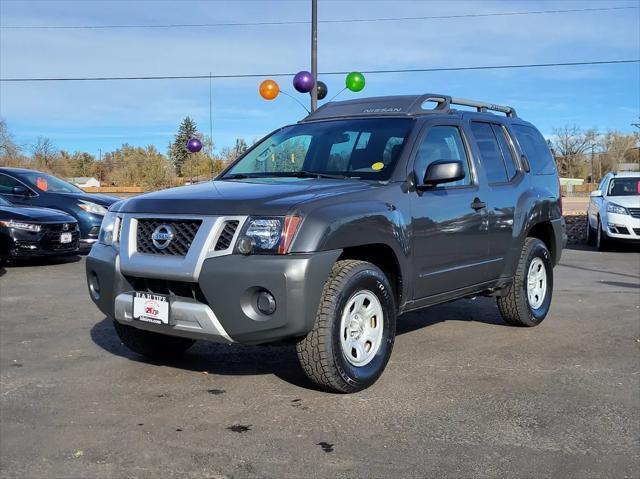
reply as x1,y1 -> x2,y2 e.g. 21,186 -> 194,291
371,162 -> 384,171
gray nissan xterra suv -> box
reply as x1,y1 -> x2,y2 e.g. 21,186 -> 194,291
86,94 -> 566,393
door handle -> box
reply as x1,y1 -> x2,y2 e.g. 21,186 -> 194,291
471,198 -> 486,210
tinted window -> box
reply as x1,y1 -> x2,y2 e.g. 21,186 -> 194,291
607,177 -> 640,196
0,173 -> 23,194
224,118 -> 414,180
20,171 -> 84,193
512,124 -> 556,175
493,125 -> 518,180
470,122 -> 508,183
415,126 -> 471,187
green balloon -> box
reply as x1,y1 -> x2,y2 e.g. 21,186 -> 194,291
345,72 -> 365,92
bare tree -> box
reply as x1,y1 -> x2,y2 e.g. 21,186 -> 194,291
0,118 -> 23,166
551,125 -> 598,178
30,136 -> 58,171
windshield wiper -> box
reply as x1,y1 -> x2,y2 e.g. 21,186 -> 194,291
280,171 -> 357,180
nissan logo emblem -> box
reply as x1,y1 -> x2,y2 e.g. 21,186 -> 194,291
151,224 -> 176,250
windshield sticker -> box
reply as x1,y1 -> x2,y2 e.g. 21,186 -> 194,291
36,177 -> 48,191
371,162 -> 384,171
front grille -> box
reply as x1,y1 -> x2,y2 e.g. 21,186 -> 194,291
125,275 -> 207,303
629,208 -> 640,219
136,219 -> 201,256
41,223 -> 80,251
214,220 -> 239,251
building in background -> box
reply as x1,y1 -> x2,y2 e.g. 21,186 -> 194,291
68,177 -> 100,188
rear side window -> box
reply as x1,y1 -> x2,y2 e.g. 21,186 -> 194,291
469,122 -> 510,184
511,124 -> 556,175
493,125 -> 518,180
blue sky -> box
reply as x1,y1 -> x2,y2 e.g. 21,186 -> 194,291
1,0 -> 638,159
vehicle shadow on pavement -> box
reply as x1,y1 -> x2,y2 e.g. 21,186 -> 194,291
89,317 -> 324,391
2,255 -> 82,268
90,298 -> 507,391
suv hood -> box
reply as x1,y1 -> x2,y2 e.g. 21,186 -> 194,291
56,191 -> 120,206
0,205 -> 76,223
119,178 -> 375,216
607,195 -> 640,209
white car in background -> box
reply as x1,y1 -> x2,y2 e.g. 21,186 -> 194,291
586,171 -> 640,250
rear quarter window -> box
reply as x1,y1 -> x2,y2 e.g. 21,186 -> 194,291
511,124 -> 556,175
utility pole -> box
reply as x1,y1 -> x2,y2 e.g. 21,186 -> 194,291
310,0 -> 318,112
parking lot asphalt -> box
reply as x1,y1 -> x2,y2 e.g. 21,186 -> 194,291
0,246 -> 639,479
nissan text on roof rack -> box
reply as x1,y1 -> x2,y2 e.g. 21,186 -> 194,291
86,94 -> 567,393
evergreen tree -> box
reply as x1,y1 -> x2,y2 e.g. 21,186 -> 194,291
169,117 -> 199,174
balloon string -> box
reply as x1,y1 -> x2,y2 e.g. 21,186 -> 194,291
279,90 -> 311,114
327,87 -> 347,103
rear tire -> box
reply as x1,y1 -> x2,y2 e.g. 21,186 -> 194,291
296,260 -> 396,393
497,238 -> 553,327
113,320 -> 195,359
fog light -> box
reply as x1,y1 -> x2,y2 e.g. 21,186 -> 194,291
237,236 -> 254,255
89,271 -> 101,300
256,290 -> 276,315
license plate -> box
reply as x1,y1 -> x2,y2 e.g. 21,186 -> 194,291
60,232 -> 72,243
133,292 -> 169,325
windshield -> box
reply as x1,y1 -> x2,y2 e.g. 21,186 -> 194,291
607,177 -> 639,197
222,118 -> 414,181
21,172 -> 84,194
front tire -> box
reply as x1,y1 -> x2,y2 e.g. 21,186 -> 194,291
497,238 -> 553,327
113,320 -> 195,359
596,217 -> 609,251
296,260 -> 396,393
586,215 -> 596,246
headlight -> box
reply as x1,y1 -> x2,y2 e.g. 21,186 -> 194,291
607,203 -> 628,215
78,200 -> 108,216
237,216 -> 301,254
98,211 -> 117,245
0,220 -> 41,232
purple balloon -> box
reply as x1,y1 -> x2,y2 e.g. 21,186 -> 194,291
186,138 -> 202,153
293,70 -> 315,93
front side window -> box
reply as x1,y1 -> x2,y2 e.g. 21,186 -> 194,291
414,125 -> 471,187
223,118 -> 415,181
0,173 -> 25,194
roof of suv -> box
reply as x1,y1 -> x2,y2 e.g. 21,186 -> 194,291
301,94 -> 518,123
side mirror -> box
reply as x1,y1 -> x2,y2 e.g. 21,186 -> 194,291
12,186 -> 30,196
420,160 -> 465,188
590,190 -> 603,198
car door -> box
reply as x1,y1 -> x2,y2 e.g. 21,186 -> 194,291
409,121 -> 491,299
589,176 -> 609,226
468,121 -> 524,279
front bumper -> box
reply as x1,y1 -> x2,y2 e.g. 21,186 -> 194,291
86,244 -> 341,344
605,212 -> 640,241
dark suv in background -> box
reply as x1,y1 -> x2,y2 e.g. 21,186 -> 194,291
86,94 -> 566,393
0,168 -> 118,250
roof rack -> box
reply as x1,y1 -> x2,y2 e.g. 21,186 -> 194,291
301,94 -> 518,122
415,94 -> 517,118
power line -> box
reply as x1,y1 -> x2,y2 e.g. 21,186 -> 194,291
1,6 -> 637,30
1,60 -> 638,83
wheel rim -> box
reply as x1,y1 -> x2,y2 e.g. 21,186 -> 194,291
339,290 -> 384,367
526,257 -> 547,309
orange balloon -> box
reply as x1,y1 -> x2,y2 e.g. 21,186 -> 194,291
259,79 -> 279,100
